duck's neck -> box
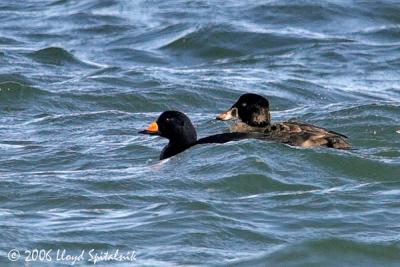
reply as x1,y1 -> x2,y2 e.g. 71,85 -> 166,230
248,110 -> 271,127
247,120 -> 271,127
160,138 -> 196,160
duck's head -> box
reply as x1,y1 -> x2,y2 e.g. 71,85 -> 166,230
216,93 -> 271,127
139,111 -> 197,146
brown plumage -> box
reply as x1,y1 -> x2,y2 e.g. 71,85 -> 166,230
230,121 -> 350,149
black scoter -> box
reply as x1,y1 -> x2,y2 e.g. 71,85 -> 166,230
140,110 -> 260,160
216,93 -> 351,149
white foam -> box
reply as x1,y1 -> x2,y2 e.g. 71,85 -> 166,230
0,143 -> 25,149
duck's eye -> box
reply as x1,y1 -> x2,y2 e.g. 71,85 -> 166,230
242,102 -> 247,107
165,117 -> 175,123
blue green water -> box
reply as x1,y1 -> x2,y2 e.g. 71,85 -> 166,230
1,1 -> 400,266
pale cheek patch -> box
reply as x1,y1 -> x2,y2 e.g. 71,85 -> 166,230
217,108 -> 238,120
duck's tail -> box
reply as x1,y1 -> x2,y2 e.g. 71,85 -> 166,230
327,136 -> 352,149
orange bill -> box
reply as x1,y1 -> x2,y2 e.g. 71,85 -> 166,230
146,121 -> 158,132
139,121 -> 160,135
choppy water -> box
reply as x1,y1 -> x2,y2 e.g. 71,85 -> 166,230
1,1 -> 400,266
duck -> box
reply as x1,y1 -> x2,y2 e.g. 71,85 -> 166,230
140,110 -> 260,160
216,93 -> 351,149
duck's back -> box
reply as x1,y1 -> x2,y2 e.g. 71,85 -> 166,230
229,121 -> 350,149
266,121 -> 351,149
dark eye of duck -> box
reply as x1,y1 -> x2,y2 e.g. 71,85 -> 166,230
242,102 -> 247,107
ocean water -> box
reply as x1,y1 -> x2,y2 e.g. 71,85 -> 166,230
1,0 -> 400,266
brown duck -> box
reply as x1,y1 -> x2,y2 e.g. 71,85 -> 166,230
216,93 -> 351,149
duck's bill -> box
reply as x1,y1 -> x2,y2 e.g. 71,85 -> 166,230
139,121 -> 160,135
216,107 -> 238,121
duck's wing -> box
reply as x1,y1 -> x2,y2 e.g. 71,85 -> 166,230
271,121 -> 350,149
287,121 -> 348,138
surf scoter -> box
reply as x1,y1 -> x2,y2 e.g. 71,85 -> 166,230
140,110 -> 260,160
216,93 -> 351,149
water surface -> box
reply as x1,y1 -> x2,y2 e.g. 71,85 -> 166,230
1,1 -> 400,266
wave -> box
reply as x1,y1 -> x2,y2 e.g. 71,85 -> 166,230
77,24 -> 130,35
23,110 -> 131,125
159,23 -> 343,59
106,47 -> 167,65
0,36 -> 23,45
28,47 -> 100,67
208,173 -> 318,195
0,81 -> 49,101
355,25 -> 400,45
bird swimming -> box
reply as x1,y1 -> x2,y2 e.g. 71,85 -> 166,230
216,93 -> 351,149
140,110 -> 262,160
